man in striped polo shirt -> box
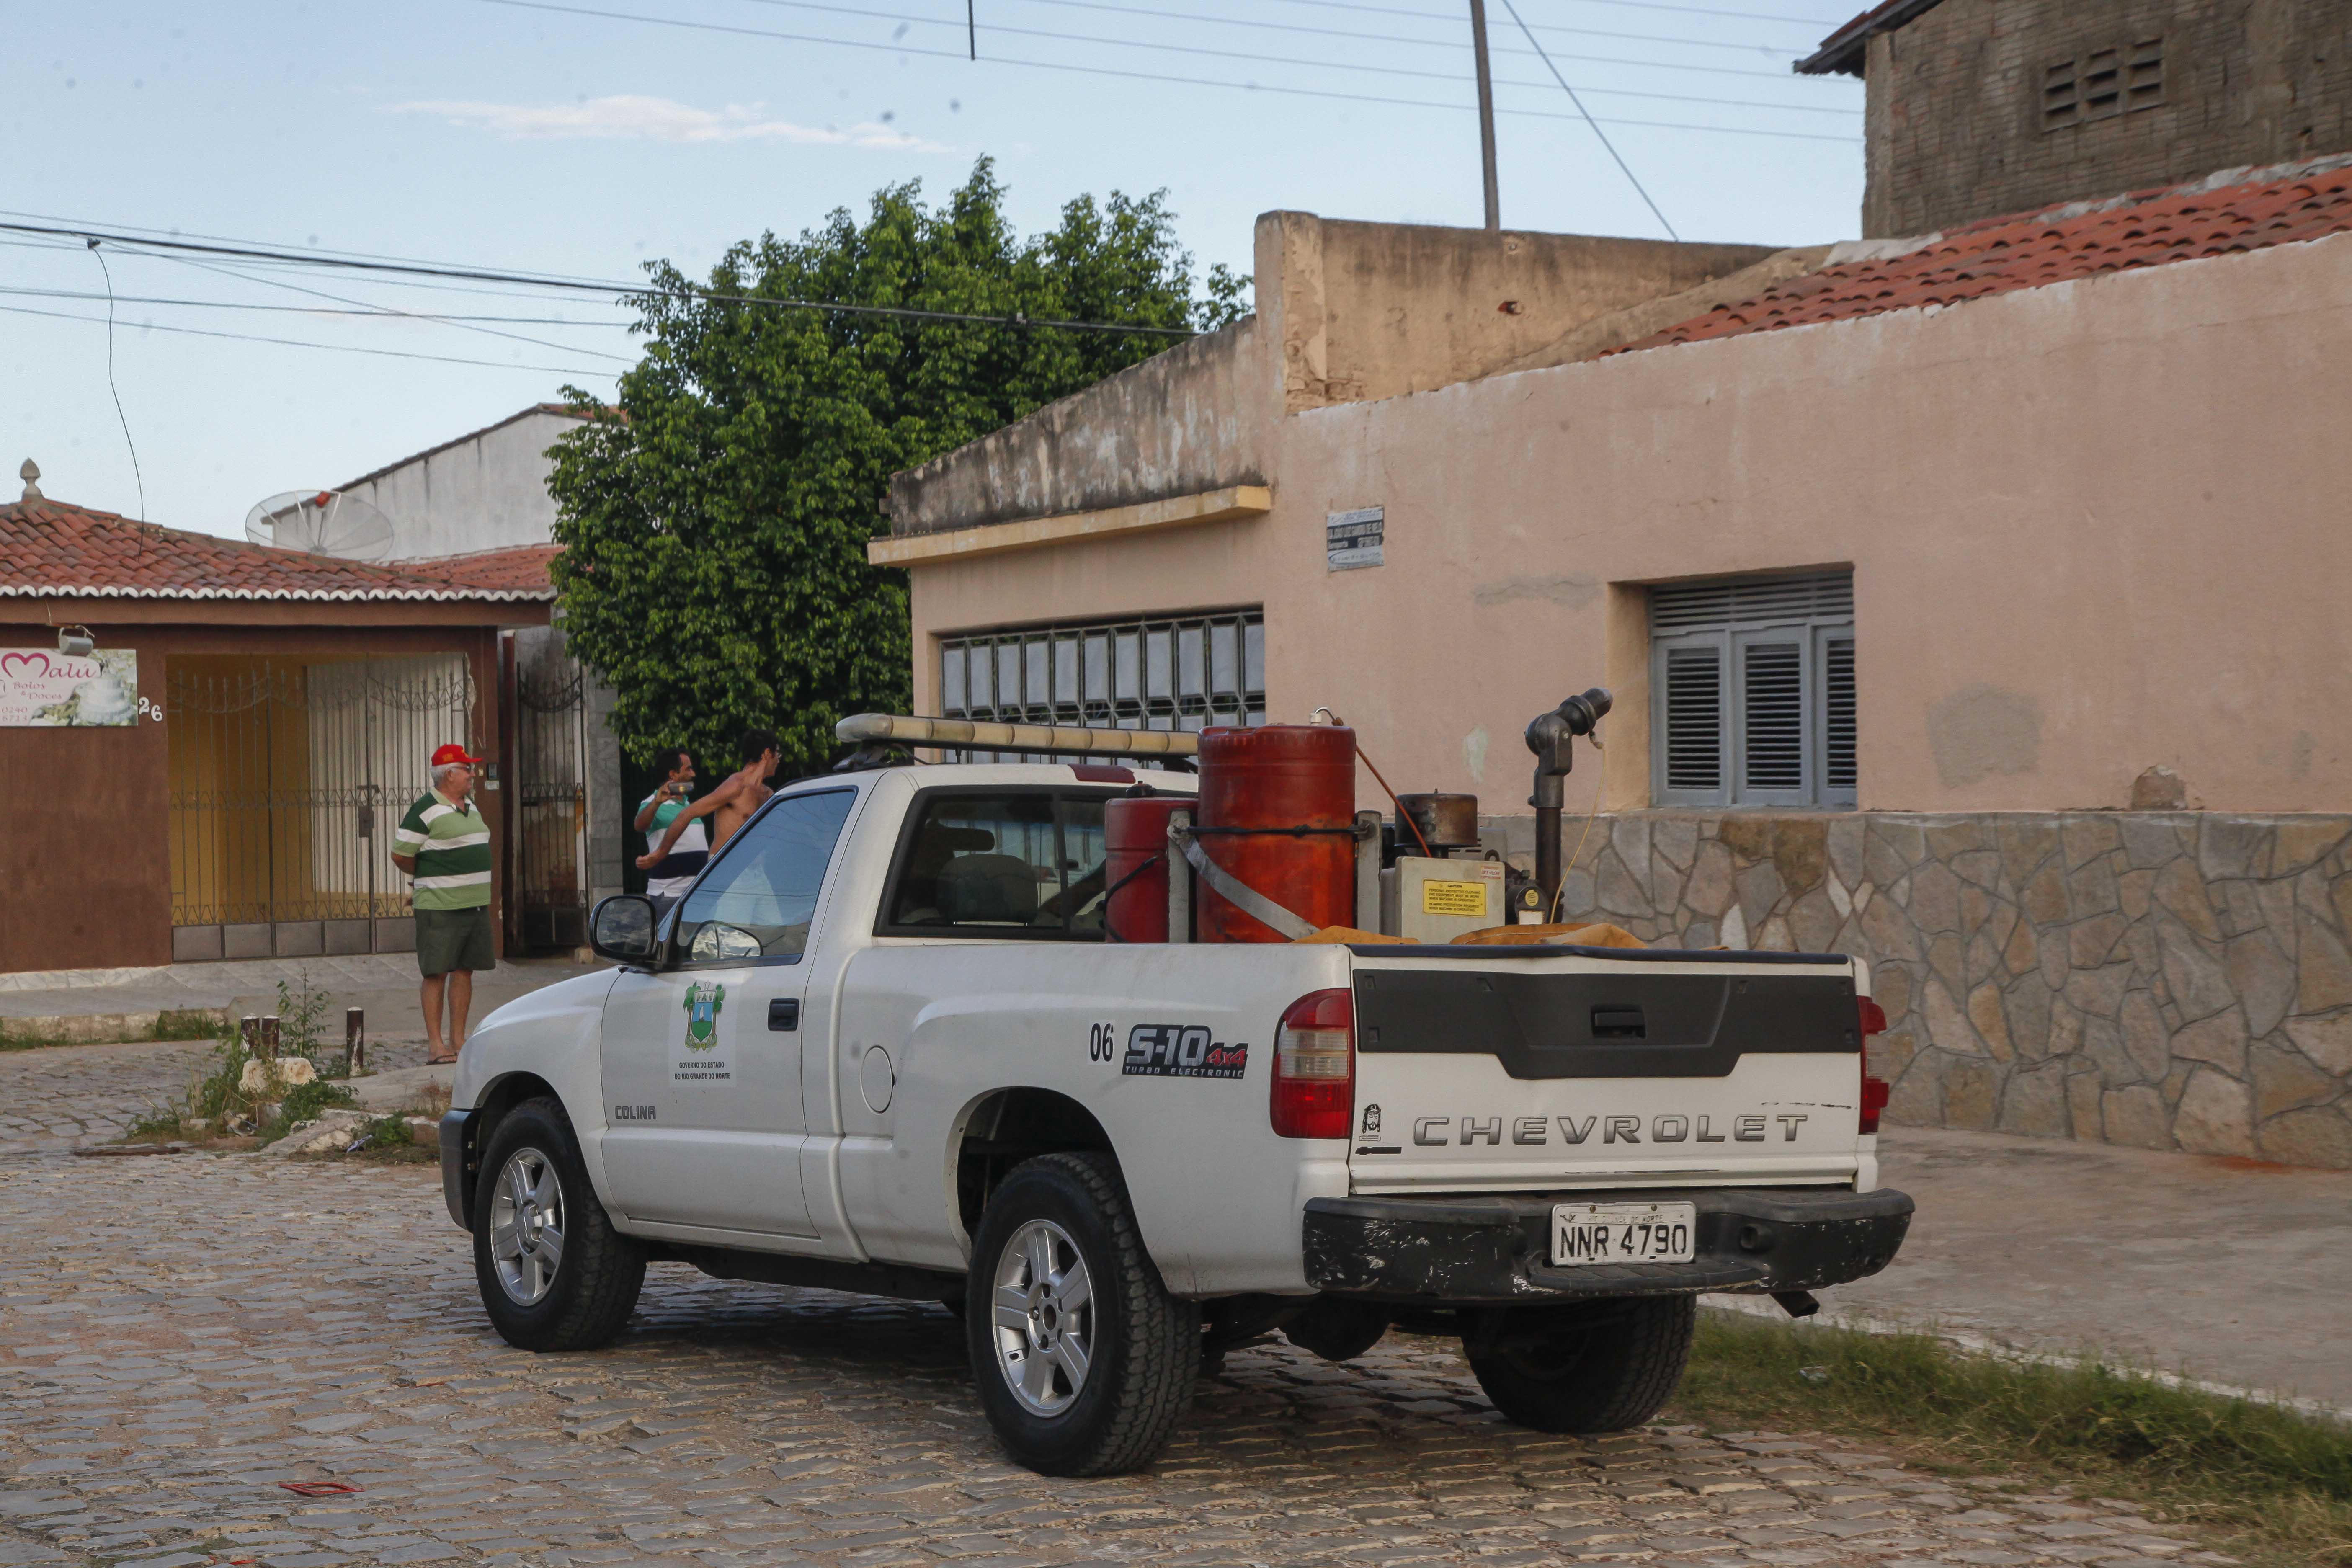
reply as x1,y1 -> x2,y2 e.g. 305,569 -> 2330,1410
392,743 -> 496,1064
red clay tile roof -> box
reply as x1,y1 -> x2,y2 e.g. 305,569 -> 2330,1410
397,544 -> 562,593
1795,0 -> 1944,77
0,497 -> 556,602
1603,159 -> 2352,360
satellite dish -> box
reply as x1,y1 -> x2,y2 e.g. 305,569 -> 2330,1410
245,489 -> 397,561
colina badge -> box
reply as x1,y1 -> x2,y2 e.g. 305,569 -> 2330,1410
682,980 -> 726,1050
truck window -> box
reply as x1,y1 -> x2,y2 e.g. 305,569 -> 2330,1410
883,792 -> 1109,937
672,789 -> 856,964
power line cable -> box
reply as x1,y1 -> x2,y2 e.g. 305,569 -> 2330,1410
0,210 -> 650,294
116,242 -> 640,362
0,220 -> 1204,335
756,0 -> 1827,65
472,0 -> 1860,141
0,283 -> 635,325
727,0 -> 1856,111
1499,0 -> 1679,240
0,301 -> 624,377
85,242 -> 149,526
1260,0 -> 1840,27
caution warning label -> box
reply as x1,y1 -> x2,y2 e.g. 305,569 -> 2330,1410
1421,879 -> 1490,918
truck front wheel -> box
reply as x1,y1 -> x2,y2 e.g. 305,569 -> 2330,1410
1462,1295 -> 1696,1433
966,1153 -> 1199,1475
472,1096 -> 646,1352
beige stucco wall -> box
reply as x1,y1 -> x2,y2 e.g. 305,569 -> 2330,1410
907,228 -> 2352,817
888,215 -> 1778,536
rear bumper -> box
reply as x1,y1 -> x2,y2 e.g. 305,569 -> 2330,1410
1302,1186 -> 1912,1303
439,1109 -> 480,1231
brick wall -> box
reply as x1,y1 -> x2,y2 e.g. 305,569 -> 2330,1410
1863,0 -> 2352,236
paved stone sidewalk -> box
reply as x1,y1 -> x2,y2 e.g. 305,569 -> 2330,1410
0,1039 -> 436,1157
0,1157 -> 2221,1568
1813,1124 -> 2352,1412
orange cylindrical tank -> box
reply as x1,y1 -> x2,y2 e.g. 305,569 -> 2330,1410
1196,725 -> 1357,943
1103,794 -> 1189,943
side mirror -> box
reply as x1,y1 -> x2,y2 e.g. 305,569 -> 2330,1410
589,895 -> 659,965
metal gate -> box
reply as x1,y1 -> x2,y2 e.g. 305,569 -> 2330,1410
512,664 -> 590,951
167,656 -> 473,962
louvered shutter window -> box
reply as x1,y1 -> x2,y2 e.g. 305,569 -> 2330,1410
1650,573 -> 1855,809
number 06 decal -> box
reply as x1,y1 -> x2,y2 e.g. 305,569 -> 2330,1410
1086,1021 -> 1117,1063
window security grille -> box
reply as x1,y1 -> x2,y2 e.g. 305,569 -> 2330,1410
1651,573 -> 1854,810
2044,36 -> 2161,130
938,611 -> 1265,762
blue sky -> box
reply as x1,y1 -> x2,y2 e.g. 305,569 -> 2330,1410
3,0 -> 1862,539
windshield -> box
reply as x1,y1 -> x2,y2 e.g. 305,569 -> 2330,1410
673,789 -> 856,963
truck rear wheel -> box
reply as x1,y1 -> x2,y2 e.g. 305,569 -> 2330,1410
1462,1295 -> 1695,1433
966,1152 -> 1199,1475
473,1096 -> 646,1352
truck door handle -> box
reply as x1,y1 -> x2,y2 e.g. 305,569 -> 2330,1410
1591,1006 -> 1645,1039
769,999 -> 799,1032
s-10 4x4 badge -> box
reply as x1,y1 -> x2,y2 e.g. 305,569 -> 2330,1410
1122,1023 -> 1248,1080
682,980 -> 727,1050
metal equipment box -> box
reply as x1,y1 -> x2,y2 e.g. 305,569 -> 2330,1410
1380,856 -> 1506,942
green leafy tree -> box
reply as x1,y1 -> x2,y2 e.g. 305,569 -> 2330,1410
547,159 -> 1249,777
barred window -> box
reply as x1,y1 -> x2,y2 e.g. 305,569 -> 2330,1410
938,610 -> 1265,762
1650,573 -> 1855,810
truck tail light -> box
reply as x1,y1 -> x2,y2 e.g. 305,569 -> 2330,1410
1272,988 -> 1354,1140
1857,995 -> 1890,1135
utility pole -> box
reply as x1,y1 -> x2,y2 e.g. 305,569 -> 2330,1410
1468,0 -> 1501,231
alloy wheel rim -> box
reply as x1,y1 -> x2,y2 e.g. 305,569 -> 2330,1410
989,1218 -> 1095,1416
488,1147 -> 566,1306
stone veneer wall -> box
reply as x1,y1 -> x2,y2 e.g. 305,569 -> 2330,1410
1474,812 -> 2352,1170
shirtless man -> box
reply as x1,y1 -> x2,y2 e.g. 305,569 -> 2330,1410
637,727 -> 779,871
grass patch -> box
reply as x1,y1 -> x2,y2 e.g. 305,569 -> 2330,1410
261,1078 -> 358,1141
1675,1307 -> 2352,1567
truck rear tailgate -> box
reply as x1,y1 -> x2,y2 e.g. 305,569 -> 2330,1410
1346,945 -> 1864,1194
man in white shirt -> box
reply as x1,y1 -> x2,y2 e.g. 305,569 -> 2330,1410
633,748 -> 708,918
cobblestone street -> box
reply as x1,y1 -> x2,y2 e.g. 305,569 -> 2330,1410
0,1049 -> 2220,1568
0,1040 -> 436,1157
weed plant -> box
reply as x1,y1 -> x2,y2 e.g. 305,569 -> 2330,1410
1676,1308 -> 2352,1567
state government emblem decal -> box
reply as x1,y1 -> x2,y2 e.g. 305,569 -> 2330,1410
682,980 -> 726,1050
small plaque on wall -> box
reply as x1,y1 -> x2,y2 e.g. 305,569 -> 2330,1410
1326,507 -> 1384,571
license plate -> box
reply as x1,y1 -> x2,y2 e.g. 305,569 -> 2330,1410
1550,1202 -> 1698,1266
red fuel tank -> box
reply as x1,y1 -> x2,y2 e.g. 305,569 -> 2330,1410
1103,794 -> 1189,943
1196,725 -> 1357,943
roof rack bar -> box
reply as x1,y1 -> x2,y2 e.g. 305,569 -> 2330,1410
835,712 -> 1202,758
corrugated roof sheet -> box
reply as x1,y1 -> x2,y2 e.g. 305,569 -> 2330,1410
1603,159 -> 2352,360
0,497 -> 557,602
1795,0 -> 1945,77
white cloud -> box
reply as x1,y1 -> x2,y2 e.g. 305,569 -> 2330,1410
390,94 -> 948,152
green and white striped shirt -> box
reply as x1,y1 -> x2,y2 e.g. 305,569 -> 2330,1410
395,789 -> 492,910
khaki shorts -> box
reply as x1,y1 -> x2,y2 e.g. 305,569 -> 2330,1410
415,906 -> 497,977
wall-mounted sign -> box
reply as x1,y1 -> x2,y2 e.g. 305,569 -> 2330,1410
1326,506 -> 1384,571
0,649 -> 140,727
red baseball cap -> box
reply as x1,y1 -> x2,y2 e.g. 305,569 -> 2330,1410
430,743 -> 484,768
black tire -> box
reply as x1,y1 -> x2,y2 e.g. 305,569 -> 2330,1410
472,1096 -> 645,1352
1462,1295 -> 1696,1433
965,1152 -> 1199,1475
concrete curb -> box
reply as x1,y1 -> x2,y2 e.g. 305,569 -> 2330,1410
0,1008 -> 229,1047
1701,1294 -> 2352,1428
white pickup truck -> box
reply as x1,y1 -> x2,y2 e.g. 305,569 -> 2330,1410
441,757 -> 1911,1475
